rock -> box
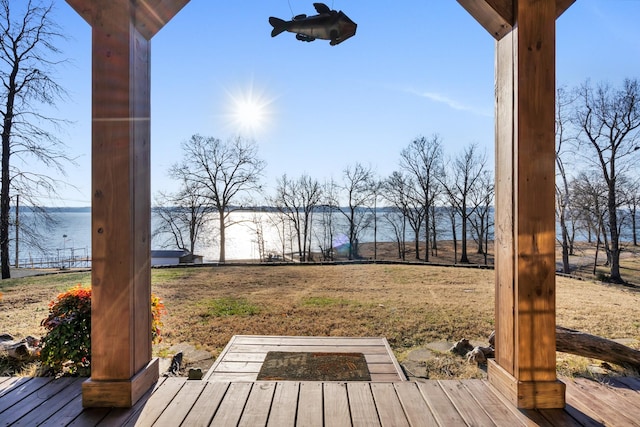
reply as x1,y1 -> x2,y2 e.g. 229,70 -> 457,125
450,339 -> 474,356
466,346 -> 495,364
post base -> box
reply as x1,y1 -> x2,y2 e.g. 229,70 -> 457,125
488,359 -> 565,409
82,358 -> 159,407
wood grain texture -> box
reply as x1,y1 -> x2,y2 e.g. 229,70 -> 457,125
457,0 -> 576,39
1,375 -> 638,425
514,0 -> 558,384
63,0 -> 191,407
66,0 -> 190,40
456,0 -> 513,39
495,28 -> 516,375
491,0 -> 564,408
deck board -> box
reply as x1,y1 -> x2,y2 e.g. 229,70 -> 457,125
564,377 -> 639,426
180,381 -> 229,427
347,383 -> 381,427
209,382 -> 252,426
238,382 -> 276,427
152,380 -> 205,426
417,381 -> 468,426
462,379 -> 525,426
370,382 -> 409,427
393,382 -> 439,426
266,381 -> 299,427
204,335 -> 406,382
10,377 -> 84,426
439,380 -> 497,426
324,382 -> 352,427
134,377 -> 185,426
297,382 -> 324,426
1,334 -> 639,427
0,374 -> 639,426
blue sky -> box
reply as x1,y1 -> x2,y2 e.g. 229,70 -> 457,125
45,0 -> 640,206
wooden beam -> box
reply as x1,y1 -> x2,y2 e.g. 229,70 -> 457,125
457,0 -> 576,40
66,0 -> 189,40
64,0 -> 190,408
134,0 -> 191,40
556,0 -> 576,19
489,0 -> 566,409
456,0 -> 513,40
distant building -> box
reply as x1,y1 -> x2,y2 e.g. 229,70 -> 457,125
151,250 -> 204,266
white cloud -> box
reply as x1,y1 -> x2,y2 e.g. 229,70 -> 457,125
410,89 -> 493,118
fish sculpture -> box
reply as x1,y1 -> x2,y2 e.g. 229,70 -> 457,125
269,3 -> 357,46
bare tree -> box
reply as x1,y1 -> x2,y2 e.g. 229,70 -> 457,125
381,171 -> 425,260
440,143 -> 487,263
370,179 -> 382,260
153,164 -> 214,255
0,0 -> 73,278
382,208 -> 407,260
316,178 -> 340,261
469,169 -> 494,264
621,176 -> 640,246
556,86 -> 578,273
400,135 -> 443,261
570,172 -> 609,275
574,78 -> 640,283
177,134 -> 265,263
273,173 -> 322,262
340,163 -> 375,260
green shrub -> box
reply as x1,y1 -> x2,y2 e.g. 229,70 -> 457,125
40,285 -> 166,376
40,285 -> 92,376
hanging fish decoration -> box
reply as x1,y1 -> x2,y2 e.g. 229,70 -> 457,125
269,3 -> 357,46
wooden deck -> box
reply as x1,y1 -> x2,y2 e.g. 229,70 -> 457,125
204,335 -> 406,382
1,335 -> 639,426
2,375 -> 640,425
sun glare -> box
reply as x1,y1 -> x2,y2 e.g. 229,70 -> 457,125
225,82 -> 275,137
235,99 -> 266,129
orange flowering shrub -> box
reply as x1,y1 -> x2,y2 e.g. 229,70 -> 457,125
151,294 -> 166,344
40,285 -> 166,376
40,285 -> 92,375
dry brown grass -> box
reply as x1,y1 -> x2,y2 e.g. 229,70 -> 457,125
1,242 -> 639,378
151,264 -> 496,355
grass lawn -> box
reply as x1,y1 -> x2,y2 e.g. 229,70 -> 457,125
1,258 -> 639,378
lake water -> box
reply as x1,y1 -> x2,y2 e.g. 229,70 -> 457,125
11,208 -> 409,265
12,207 -> 634,266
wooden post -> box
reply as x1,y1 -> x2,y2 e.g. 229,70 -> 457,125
489,0 -> 566,408
65,0 -> 189,408
457,0 -> 574,409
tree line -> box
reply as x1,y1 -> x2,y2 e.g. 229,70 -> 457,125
555,79 -> 640,284
1,1 -> 638,283
154,133 -> 495,266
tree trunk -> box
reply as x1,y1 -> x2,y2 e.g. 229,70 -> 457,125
218,211 -> 226,263
556,326 -> 640,371
608,182 -> 623,282
424,213 -> 430,262
1,77 -> 16,279
460,207 -> 469,263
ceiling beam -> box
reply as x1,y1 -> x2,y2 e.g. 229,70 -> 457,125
457,0 -> 576,40
456,0 -> 514,40
134,0 -> 190,39
66,0 -> 190,39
